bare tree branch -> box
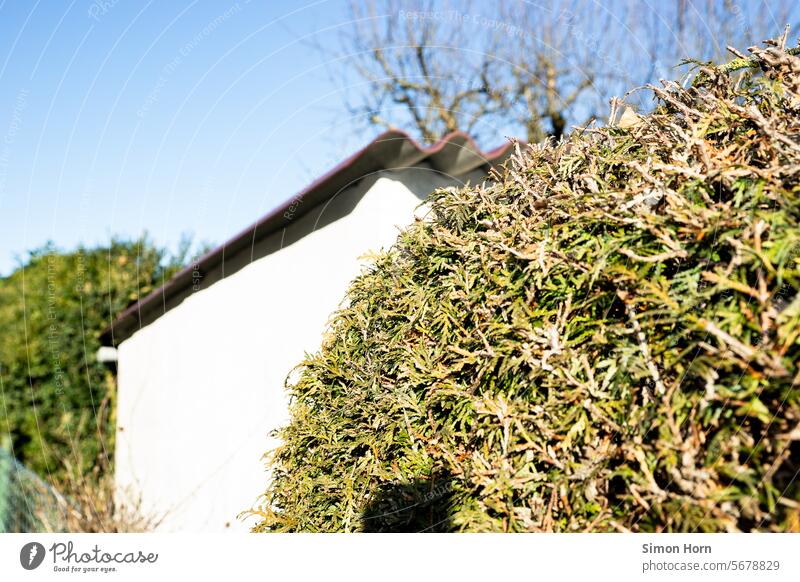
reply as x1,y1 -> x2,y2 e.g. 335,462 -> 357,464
335,0 -> 797,146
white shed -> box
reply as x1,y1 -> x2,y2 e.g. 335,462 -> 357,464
101,131 -> 513,532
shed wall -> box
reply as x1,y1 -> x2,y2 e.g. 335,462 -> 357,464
115,168 -> 479,531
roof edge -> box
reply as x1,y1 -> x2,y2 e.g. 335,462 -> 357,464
101,130 -> 518,345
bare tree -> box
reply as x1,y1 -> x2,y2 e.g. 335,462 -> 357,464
337,0 -> 798,146
344,0 -> 614,144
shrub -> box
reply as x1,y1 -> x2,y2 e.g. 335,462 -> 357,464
252,42 -> 800,532
0,238 -> 182,484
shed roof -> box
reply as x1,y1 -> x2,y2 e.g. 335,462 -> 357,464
101,130 -> 516,345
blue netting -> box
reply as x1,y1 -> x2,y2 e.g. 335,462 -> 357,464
0,448 -> 70,533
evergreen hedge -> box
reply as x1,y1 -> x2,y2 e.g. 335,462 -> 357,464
0,238 -> 182,483
252,43 -> 800,532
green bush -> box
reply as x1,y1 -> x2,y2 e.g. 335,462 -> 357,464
0,238 -> 182,483
253,46 -> 800,532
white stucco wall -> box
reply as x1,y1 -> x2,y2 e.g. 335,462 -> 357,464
115,167 -> 478,532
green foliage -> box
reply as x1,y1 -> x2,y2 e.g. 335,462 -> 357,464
0,237 -> 182,484
253,46 -> 800,532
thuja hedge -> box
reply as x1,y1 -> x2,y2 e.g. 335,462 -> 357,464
0,238 -> 183,482
252,44 -> 800,532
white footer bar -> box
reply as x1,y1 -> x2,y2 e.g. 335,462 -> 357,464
1,533 -> 798,581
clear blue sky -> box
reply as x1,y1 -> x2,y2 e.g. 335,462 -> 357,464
0,0 -> 374,274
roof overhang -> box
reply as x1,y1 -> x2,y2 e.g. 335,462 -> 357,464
100,130 -> 517,346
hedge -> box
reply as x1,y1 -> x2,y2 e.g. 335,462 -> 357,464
251,43 -> 800,532
0,238 -> 182,483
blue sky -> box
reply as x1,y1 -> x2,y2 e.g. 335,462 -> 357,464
0,1 -> 797,274
0,0 -> 375,274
